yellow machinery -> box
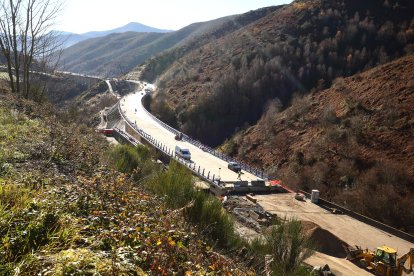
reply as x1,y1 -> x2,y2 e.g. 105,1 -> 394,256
343,245 -> 414,276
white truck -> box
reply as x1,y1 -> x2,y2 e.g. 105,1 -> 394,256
175,145 -> 191,160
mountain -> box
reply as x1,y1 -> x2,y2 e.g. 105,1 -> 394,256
145,0 -> 414,146
59,32 -> 165,77
229,54 -> 414,233
139,0 -> 414,233
59,7 -> 279,77
80,22 -> 172,39
56,22 -> 172,48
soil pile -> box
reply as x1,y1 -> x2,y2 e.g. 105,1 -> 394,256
302,221 -> 348,258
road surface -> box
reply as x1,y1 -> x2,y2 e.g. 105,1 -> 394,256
117,84 -> 414,276
119,91 -> 261,183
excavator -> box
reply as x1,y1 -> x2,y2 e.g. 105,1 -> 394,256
343,245 -> 414,276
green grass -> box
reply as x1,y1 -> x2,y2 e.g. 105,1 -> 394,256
0,108 -> 48,164
145,161 -> 243,249
108,144 -> 157,178
0,106 -> 75,271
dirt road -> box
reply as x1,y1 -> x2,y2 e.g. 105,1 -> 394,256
254,193 -> 414,275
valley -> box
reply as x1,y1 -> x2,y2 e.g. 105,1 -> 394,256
104,79 -> 414,276
1,0 -> 414,274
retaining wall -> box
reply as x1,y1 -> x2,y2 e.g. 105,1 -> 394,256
300,190 -> 414,244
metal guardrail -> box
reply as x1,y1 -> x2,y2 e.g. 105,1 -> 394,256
116,102 -> 226,188
111,98 -> 414,245
139,94 -> 268,180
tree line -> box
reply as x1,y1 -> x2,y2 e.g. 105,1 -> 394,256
0,0 -> 61,100
151,0 -> 414,146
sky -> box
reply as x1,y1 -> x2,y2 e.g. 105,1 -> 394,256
56,0 -> 292,34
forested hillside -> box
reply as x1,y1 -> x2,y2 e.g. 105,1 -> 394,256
60,7 -> 279,78
227,55 -> 414,233
147,0 -> 414,146
137,6 -> 282,82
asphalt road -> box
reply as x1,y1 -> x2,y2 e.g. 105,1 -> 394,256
119,90 -> 262,183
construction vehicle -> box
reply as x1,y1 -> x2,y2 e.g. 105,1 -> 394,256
343,245 -> 414,276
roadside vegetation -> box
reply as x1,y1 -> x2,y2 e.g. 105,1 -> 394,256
0,88 -> 314,274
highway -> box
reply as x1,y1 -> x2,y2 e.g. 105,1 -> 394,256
117,83 -> 414,276
51,71 -> 412,275
119,89 -> 262,183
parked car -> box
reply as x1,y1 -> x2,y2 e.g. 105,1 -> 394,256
175,145 -> 191,160
228,161 -> 241,172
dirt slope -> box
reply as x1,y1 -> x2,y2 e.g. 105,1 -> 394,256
238,54 -> 414,178
148,0 -> 414,146
234,55 -> 414,232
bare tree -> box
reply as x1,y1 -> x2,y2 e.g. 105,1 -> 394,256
0,0 -> 62,99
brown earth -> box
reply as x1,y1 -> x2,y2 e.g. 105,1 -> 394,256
234,54 -> 414,232
255,193 -> 414,275
237,54 -> 414,179
301,221 -> 348,258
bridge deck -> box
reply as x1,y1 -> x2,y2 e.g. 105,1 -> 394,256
120,91 -> 262,183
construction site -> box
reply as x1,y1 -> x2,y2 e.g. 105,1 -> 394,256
101,84 -> 414,276
222,191 -> 414,275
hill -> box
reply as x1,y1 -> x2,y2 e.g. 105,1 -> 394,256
145,0 -> 414,147
0,86 -> 252,274
59,32 -> 165,77
60,7 -> 280,78
1,80 -> 318,274
229,54 -> 414,233
134,6 -> 283,81
56,22 -> 172,48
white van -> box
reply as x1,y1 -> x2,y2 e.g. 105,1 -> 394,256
175,146 -> 191,160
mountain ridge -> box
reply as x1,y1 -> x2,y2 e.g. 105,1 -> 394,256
60,6 -> 280,77
56,22 -> 173,48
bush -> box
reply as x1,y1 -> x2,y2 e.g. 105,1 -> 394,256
321,106 -> 339,127
108,144 -> 156,177
185,192 -> 241,248
145,161 -> 195,208
251,219 -> 314,276
146,161 -> 242,249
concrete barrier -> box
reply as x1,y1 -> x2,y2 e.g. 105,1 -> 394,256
299,190 -> 414,244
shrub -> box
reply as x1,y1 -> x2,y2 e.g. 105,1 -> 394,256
251,219 -> 314,276
185,192 -> 241,248
145,161 -> 195,208
321,106 -> 339,127
108,144 -> 156,177
146,161 -> 242,249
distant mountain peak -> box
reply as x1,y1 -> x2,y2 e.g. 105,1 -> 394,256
56,22 -> 173,48
82,22 -> 173,37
